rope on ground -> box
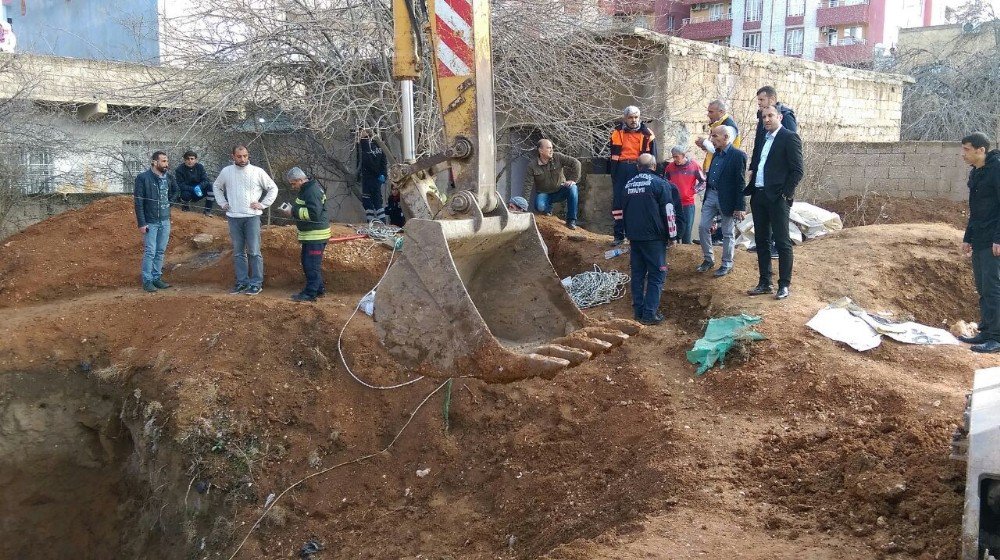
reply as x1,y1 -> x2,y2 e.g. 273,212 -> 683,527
224,378 -> 452,560
357,220 -> 403,246
336,241 -> 424,390
566,265 -> 630,309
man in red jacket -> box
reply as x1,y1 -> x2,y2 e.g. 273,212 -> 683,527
661,146 -> 705,244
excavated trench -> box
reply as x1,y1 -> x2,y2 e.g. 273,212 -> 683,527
0,371 -> 193,560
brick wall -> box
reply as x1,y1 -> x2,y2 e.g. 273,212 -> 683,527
803,141 -> 970,201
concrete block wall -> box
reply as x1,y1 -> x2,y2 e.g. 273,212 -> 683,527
805,141 -> 970,201
632,30 -> 908,158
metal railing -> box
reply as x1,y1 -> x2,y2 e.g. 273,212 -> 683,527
824,0 -> 868,7
682,13 -> 732,25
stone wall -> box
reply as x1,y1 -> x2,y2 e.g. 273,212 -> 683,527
634,29 -> 909,155
803,141 -> 970,202
1,193 -> 121,240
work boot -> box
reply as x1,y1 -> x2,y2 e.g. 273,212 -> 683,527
142,281 -> 158,293
152,278 -> 171,289
746,284 -> 774,296
639,312 -> 664,326
959,333 -> 989,344
972,340 -> 1000,353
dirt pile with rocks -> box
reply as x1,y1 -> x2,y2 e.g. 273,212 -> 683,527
0,195 -> 984,559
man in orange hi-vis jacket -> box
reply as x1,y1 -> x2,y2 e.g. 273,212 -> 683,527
609,105 -> 657,246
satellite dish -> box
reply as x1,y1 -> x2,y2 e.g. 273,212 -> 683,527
0,21 -> 15,53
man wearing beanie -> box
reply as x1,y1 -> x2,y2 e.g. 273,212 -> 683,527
282,167 -> 331,302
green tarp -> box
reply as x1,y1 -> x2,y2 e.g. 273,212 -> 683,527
686,314 -> 766,375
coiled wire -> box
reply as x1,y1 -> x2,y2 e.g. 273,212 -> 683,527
357,221 -> 403,247
567,265 -> 630,309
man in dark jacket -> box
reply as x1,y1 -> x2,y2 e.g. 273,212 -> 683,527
610,105 -> 657,245
622,153 -> 671,325
283,167 -> 332,302
175,150 -> 213,215
746,105 -> 804,300
133,151 -> 177,293
696,125 -> 747,278
357,130 -> 388,224
750,86 -> 798,259
523,139 -> 582,229
959,132 -> 1000,353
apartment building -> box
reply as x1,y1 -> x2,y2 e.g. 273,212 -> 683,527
609,0 -> 947,68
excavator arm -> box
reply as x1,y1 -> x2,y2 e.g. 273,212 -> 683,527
375,0 -> 641,382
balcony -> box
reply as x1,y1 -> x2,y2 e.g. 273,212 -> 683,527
815,38 -> 874,64
817,0 -> 870,27
679,13 -> 733,40
607,0 -> 656,15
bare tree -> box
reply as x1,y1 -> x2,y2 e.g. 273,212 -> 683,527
122,0 -> 652,209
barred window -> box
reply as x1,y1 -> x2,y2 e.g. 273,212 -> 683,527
18,149 -> 55,195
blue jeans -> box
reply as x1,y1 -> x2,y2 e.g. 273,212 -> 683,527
534,183 -> 578,221
301,242 -> 327,297
141,219 -> 171,283
629,239 -> 667,320
680,204 -> 695,244
228,216 -> 264,287
699,189 -> 736,267
973,247 -> 1000,341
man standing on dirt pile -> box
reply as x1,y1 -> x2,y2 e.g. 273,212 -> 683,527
661,145 -> 705,244
214,145 -> 279,296
746,105 -> 803,301
610,105 -> 657,246
134,151 -> 177,293
524,139 -> 582,230
959,132 -> 1000,353
695,125 -> 747,278
750,86 -> 798,260
281,167 -> 331,303
622,153 -> 676,326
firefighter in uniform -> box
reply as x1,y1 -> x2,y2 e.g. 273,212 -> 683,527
622,153 -> 671,326
609,105 -> 657,246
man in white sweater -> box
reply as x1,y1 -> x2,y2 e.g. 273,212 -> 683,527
214,145 -> 279,295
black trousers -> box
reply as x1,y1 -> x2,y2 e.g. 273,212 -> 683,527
750,191 -> 793,288
973,247 -> 1000,341
612,162 -> 639,241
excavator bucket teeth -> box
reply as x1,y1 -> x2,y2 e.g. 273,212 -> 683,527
374,214 -> 638,381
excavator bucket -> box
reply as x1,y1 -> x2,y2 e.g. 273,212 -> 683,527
374,213 -> 640,382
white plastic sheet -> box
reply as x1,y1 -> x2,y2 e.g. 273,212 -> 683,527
736,201 -> 842,249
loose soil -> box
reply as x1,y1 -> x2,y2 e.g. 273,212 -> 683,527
0,195 -> 986,559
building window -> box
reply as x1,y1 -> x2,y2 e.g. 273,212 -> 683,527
743,31 -> 761,50
825,27 -> 838,45
17,149 -> 55,194
708,3 -> 727,21
787,0 -> 805,16
709,37 -> 730,45
843,25 -> 864,43
827,0 -> 866,6
666,15 -> 675,30
785,27 -> 804,55
745,0 -> 763,21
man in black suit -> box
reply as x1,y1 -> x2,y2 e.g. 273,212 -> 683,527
745,105 -> 804,300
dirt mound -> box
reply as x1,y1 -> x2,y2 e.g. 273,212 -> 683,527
820,195 -> 968,230
0,196 -> 388,307
0,197 -> 986,559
